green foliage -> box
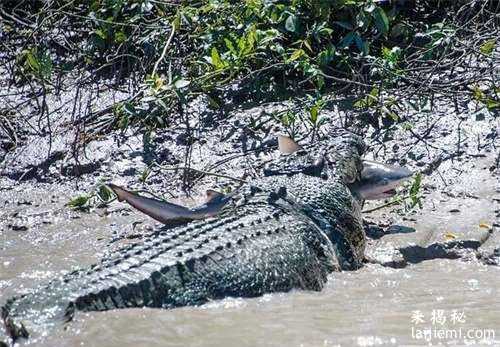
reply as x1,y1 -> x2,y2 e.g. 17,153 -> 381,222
479,39 -> 496,56
6,0 -> 494,135
471,85 -> 500,111
17,47 -> 52,80
72,0 -> 404,131
422,22 -> 456,60
388,172 -> 423,213
354,87 -> 379,108
67,184 -> 115,211
408,172 -> 423,209
67,194 -> 92,210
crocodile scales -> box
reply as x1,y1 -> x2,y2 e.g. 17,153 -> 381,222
2,131 -> 370,342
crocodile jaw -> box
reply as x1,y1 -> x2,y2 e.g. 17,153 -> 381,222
349,160 -> 413,200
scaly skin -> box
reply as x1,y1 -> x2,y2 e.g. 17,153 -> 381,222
1,133 -> 365,343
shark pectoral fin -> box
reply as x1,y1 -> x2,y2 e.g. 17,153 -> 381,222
278,135 -> 302,154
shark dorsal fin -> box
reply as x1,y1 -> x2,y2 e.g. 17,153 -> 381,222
206,189 -> 225,203
278,135 -> 301,154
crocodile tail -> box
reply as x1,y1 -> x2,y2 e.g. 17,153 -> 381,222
2,300 -> 29,343
0,280 -> 80,344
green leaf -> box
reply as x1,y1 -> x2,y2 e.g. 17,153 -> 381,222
281,111 -> 296,127
354,87 -> 379,108
285,14 -> 298,33
339,32 -> 355,48
353,33 -> 367,54
287,49 -> 305,62
315,75 -> 325,90
139,168 -> 151,183
26,51 -> 40,72
309,106 -> 319,124
210,47 -> 224,69
94,28 -> 107,40
373,7 -> 389,35
245,25 -> 257,52
114,31 -> 127,43
480,39 -> 495,56
172,11 -> 181,30
485,98 -> 500,110
333,21 -> 353,30
207,95 -> 221,109
123,102 -> 137,115
97,185 -> 113,203
67,194 -> 90,208
224,38 -> 237,56
237,35 -> 247,55
317,45 -> 335,67
409,172 -> 422,208
472,86 -> 484,101
118,114 -> 129,130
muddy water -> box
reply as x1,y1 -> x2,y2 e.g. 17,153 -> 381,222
39,261 -> 500,347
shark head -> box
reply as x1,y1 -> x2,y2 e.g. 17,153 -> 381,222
349,160 -> 413,200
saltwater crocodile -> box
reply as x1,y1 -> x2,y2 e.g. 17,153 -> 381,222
1,131 -> 411,343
